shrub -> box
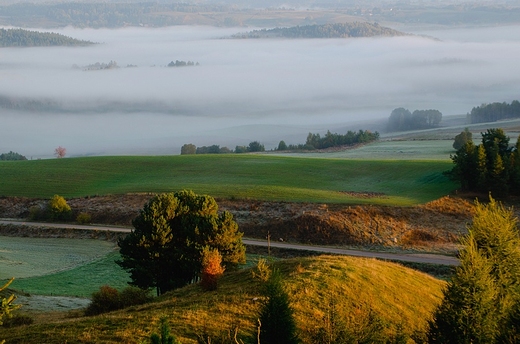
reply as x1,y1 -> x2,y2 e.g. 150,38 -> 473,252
85,285 -> 121,316
2,314 -> 33,328
47,195 -> 72,221
76,212 -> 92,224
28,205 -> 45,221
251,258 -> 271,282
200,247 -> 225,291
85,285 -> 152,316
119,286 -> 152,307
151,317 -> 180,344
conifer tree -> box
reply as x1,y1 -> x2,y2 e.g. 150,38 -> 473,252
258,269 -> 299,344
428,197 -> 520,343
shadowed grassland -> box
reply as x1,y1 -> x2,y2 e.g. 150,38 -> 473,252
0,155 -> 456,205
0,255 -> 445,343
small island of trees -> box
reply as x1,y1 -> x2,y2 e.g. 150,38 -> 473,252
0,28 -> 94,47
232,22 -> 408,39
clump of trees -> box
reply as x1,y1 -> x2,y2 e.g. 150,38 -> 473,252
467,100 -> 520,124
81,61 -> 118,71
428,197 -> 520,343
290,129 -> 379,151
387,108 -> 442,132
452,128 -> 473,150
0,151 -> 26,161
449,128 -> 520,196
167,60 -> 199,67
117,190 -> 246,296
180,142 -> 263,155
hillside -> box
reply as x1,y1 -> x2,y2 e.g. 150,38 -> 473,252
0,255 -> 445,343
0,28 -> 94,47
232,22 -> 408,39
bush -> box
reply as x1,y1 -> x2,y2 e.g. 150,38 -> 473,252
76,212 -> 92,224
119,286 -> 152,307
47,195 -> 72,221
200,248 -> 225,291
2,314 -> 33,328
28,205 -> 45,221
85,285 -> 152,316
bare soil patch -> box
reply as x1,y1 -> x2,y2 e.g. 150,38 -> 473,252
0,194 -> 474,254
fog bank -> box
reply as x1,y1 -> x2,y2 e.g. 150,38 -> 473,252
1,25 -> 520,157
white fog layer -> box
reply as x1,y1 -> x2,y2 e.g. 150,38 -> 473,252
1,25 -> 520,157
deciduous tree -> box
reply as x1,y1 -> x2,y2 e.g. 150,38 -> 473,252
54,146 -> 66,158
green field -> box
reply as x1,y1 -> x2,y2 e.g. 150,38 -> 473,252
0,154 -> 457,205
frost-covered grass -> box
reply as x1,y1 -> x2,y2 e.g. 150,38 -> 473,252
0,236 -> 128,297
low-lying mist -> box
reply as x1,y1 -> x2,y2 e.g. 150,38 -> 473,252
1,25 -> 520,157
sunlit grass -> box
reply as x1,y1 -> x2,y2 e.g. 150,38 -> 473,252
0,155 -> 456,205
0,255 -> 446,343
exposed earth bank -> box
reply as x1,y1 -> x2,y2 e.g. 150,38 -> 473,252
0,194 -> 475,254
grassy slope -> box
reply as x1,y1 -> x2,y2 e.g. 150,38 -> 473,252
1,255 -> 445,343
0,155 -> 456,205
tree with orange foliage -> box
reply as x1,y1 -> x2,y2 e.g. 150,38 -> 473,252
200,247 -> 225,291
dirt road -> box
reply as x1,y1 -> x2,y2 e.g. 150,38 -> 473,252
0,219 -> 459,266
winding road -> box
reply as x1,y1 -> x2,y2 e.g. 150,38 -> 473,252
0,219 -> 459,266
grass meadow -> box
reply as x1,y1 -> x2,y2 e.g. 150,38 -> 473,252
0,154 -> 456,205
0,255 -> 446,343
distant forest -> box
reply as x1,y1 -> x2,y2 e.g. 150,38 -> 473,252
232,22 -> 407,39
467,100 -> 520,124
0,28 -> 94,47
1,2 -> 519,29
181,129 -> 379,155
387,108 -> 442,132
0,3 -> 229,28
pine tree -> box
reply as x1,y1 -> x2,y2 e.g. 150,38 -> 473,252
258,269 -> 299,344
428,197 -> 520,343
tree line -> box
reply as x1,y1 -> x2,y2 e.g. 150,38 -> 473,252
233,22 -> 407,39
181,141 -> 265,155
0,28 -> 94,47
0,2 -> 230,28
181,129 -> 378,155
279,129 -> 379,151
0,151 -> 26,161
467,100 -> 520,124
449,128 -> 520,197
387,107 -> 442,132
168,60 -> 199,67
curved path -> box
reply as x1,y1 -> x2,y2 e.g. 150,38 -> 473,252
0,219 -> 459,266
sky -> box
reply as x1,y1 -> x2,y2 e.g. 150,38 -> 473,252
1,24 -> 520,157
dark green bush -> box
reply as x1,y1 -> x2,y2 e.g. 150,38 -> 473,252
76,212 -> 92,224
85,285 -> 152,316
